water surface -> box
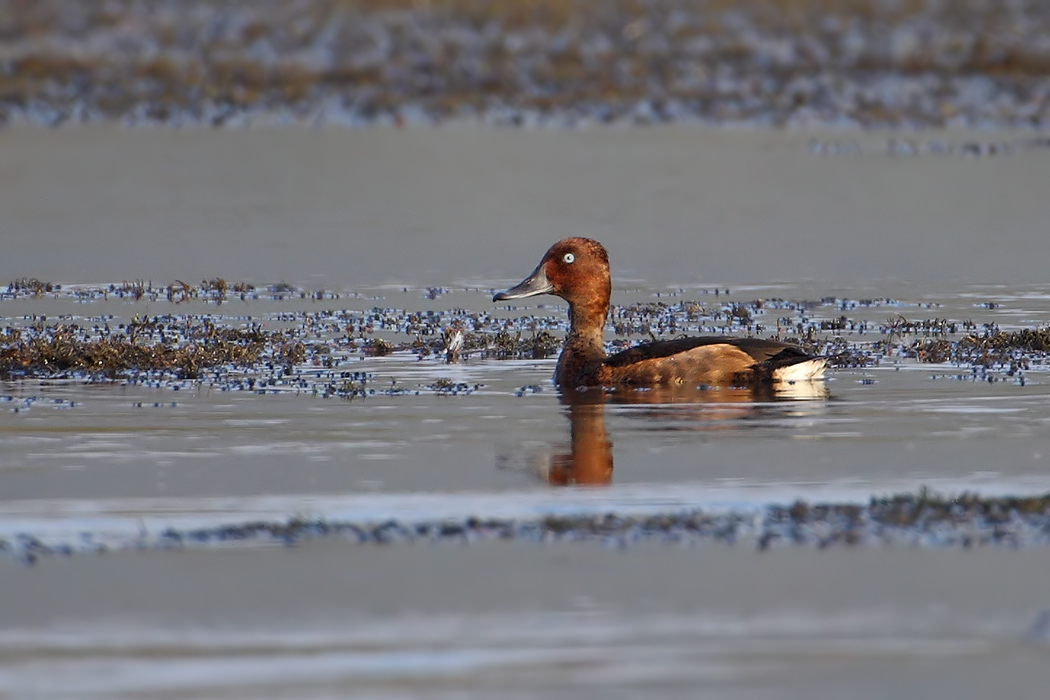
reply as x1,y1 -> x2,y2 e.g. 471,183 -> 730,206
3,126 -> 1050,698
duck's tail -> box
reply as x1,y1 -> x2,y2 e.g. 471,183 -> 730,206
771,357 -> 827,383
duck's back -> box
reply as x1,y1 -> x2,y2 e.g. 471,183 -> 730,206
599,337 -> 822,387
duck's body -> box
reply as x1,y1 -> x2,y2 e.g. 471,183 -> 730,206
494,238 -> 826,389
561,334 -> 824,388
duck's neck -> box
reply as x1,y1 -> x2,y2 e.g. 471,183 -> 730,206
566,301 -> 608,359
555,300 -> 608,386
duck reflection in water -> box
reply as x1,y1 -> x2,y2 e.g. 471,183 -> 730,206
540,382 -> 829,486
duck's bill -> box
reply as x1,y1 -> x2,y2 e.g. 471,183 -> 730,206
492,264 -> 554,301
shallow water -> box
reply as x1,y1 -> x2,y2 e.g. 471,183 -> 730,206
3,126 -> 1050,697
5,543 -> 1050,699
5,282 -> 1050,505
3,126 -> 1050,288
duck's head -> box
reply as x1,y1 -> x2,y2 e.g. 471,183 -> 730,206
493,238 -> 611,310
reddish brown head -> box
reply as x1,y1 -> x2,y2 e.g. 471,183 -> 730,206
493,238 -> 611,321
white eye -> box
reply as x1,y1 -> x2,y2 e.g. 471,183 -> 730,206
562,253 -> 575,264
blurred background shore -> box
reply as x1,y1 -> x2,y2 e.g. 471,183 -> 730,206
1,0 -> 1048,128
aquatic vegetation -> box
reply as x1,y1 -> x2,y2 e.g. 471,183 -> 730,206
1,277 -> 1047,391
0,317 -> 297,380
4,278 -> 55,297
969,327 -> 1050,353
7,488 -> 1050,564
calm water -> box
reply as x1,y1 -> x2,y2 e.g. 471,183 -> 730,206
3,126 -> 1050,697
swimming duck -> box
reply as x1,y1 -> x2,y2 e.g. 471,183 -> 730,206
493,237 -> 826,389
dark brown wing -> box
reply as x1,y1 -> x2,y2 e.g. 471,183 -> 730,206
603,336 -> 812,369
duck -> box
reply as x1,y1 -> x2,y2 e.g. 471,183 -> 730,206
493,237 -> 826,389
